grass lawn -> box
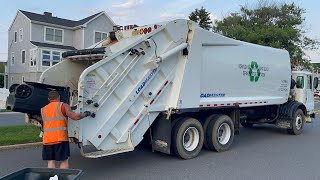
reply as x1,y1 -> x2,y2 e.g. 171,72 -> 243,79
0,109 -> 12,112
0,125 -> 42,146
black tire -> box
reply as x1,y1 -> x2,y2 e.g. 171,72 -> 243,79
9,84 -> 19,93
287,109 -> 305,135
172,117 -> 204,159
203,114 -> 218,149
15,84 -> 32,99
206,115 -> 234,152
240,122 -> 254,128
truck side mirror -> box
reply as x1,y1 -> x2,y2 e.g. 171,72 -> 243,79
314,77 -> 319,89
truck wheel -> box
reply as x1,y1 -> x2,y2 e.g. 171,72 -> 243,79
287,109 -> 304,135
203,114 -> 218,149
206,115 -> 234,152
240,122 -> 254,128
172,117 -> 204,159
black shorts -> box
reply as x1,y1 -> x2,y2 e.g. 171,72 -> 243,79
42,141 -> 70,161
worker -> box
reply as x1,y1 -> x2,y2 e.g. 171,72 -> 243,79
41,90 -> 91,169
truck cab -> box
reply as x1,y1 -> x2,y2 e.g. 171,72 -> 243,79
292,70 -> 318,115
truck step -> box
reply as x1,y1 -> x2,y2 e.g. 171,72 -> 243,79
81,146 -> 134,158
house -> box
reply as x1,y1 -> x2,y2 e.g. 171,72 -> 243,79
6,10 -> 115,88
0,60 -> 6,88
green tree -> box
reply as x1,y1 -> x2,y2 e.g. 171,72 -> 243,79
214,1 -> 319,69
189,7 -> 212,30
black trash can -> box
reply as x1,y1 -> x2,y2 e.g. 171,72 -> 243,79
6,82 -> 70,115
0,168 -> 83,180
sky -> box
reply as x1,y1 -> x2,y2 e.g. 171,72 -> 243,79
0,0 -> 319,62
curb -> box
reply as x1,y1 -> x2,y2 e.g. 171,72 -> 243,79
0,112 -> 22,115
0,142 -> 42,151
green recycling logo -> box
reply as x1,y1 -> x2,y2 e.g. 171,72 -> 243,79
249,61 -> 261,82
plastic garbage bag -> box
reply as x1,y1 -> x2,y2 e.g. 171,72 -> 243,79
49,174 -> 58,180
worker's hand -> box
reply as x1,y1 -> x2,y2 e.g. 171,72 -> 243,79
84,111 -> 92,117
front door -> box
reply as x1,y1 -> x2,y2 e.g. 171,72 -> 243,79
294,75 -> 306,105
306,75 -> 314,111
295,74 -> 314,111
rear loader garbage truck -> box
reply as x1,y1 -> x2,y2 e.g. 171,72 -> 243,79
6,19 -> 318,159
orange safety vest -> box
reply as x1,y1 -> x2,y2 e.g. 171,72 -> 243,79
41,102 -> 68,144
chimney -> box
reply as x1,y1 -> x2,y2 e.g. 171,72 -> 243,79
43,12 -> 52,17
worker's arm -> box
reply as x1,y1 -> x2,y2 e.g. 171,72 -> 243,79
64,103 -> 88,120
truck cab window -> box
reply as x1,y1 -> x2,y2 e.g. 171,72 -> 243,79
296,76 -> 304,89
307,75 -> 312,89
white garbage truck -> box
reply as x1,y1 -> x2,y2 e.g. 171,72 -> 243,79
6,19 -> 318,159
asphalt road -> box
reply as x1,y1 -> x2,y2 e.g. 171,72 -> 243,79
0,113 -> 26,127
1,115 -> 320,179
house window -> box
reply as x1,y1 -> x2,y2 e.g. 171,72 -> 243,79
42,50 -> 51,66
42,50 -> 62,66
45,27 -> 63,43
19,28 -> 23,42
14,31 -> 17,43
52,51 -> 61,65
30,49 -> 37,67
21,50 -> 26,64
94,31 -> 108,43
11,52 -> 14,65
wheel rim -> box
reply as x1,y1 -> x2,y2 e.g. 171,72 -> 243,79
295,114 -> 303,130
16,85 -> 32,98
182,127 -> 200,152
217,123 -> 231,145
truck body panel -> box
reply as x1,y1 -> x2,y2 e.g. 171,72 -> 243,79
182,29 -> 291,109
37,19 -> 293,154
7,19 -> 311,158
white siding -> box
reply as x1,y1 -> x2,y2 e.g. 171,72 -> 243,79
84,15 -> 114,48
31,24 -> 74,46
7,12 -> 34,87
73,28 -> 84,49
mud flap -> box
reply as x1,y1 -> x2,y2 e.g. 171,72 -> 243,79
305,116 -> 312,123
151,113 -> 171,154
230,109 -> 240,135
275,119 -> 292,129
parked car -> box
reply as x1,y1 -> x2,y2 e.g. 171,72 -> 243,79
314,89 -> 320,97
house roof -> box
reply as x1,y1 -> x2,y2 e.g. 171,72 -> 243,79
19,10 -> 103,28
30,41 -> 76,50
